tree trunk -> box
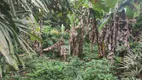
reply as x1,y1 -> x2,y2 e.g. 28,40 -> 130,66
70,27 -> 83,57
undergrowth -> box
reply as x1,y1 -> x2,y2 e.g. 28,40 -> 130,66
3,55 -> 116,80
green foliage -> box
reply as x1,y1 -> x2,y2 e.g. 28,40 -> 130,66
82,43 -> 99,61
0,0 -> 20,70
92,0 -> 117,12
0,0 -> 45,77
118,0 -> 142,18
120,42 -> 142,79
35,0 -> 71,28
83,59 -> 116,80
3,55 -> 116,80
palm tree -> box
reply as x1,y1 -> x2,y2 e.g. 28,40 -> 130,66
0,0 -> 44,77
0,0 -> 72,77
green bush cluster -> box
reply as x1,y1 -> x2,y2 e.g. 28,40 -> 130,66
4,56 -> 116,80
121,42 -> 142,79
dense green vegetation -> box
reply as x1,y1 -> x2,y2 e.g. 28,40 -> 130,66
0,0 -> 142,80
5,53 -> 116,80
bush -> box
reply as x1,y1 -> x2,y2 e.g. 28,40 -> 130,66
120,42 -> 142,79
83,59 -> 116,80
3,55 -> 117,80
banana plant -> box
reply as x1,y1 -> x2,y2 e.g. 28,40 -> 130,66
118,0 -> 142,18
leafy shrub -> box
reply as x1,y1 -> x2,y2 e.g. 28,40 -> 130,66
3,55 -> 117,80
83,58 -> 116,80
120,42 -> 142,79
82,43 -> 99,61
